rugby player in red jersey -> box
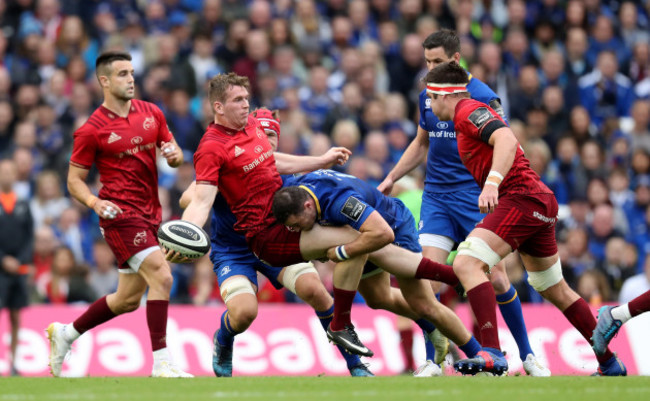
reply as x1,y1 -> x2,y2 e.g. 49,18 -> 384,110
423,61 -> 627,376
178,73 -> 375,356
46,51 -> 192,378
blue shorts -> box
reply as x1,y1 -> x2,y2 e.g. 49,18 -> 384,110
419,190 -> 484,243
210,244 -> 284,290
363,200 -> 421,277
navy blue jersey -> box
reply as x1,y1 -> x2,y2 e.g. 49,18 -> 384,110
419,73 -> 506,193
210,192 -> 249,251
283,170 -> 420,252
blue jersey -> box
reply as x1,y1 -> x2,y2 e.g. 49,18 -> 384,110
283,170 -> 420,252
210,193 -> 248,250
419,74 -> 506,193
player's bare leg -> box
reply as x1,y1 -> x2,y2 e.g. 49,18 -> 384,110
285,269 -> 373,376
213,275 -> 259,377
522,252 -> 626,376
299,225 -> 373,357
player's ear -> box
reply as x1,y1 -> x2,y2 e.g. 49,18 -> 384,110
213,101 -> 223,115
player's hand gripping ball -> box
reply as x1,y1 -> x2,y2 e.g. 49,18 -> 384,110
158,220 -> 210,261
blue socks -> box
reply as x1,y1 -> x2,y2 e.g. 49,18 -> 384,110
316,305 -> 361,368
415,318 -> 437,362
496,285 -> 534,361
459,336 -> 482,358
217,310 -> 238,348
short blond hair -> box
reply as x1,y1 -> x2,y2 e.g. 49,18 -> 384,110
208,72 -> 250,104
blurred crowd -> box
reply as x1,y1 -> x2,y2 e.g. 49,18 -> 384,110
1,0 -> 650,309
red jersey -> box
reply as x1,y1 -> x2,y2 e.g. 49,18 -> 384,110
70,99 -> 173,226
454,98 -> 552,196
194,115 -> 282,238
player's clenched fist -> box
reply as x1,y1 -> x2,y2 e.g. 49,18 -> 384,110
161,141 -> 183,167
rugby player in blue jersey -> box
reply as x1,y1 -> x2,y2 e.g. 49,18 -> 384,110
180,109 -> 375,377
378,30 -> 549,376
273,169 -> 487,374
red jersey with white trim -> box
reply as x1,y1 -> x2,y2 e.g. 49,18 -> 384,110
70,99 -> 173,226
453,98 -> 552,196
193,115 -> 281,238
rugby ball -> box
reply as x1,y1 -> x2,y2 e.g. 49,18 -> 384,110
158,220 -> 210,260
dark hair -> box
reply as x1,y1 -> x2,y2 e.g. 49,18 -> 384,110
95,51 -> 132,79
272,186 -> 310,224
425,61 -> 469,87
422,29 -> 460,58
208,72 -> 250,104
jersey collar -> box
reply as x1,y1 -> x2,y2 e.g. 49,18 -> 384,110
299,185 -> 322,220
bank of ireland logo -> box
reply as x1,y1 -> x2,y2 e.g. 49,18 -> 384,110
131,136 -> 143,145
143,116 -> 157,131
437,121 -> 449,129
134,230 -> 148,246
255,145 -> 263,153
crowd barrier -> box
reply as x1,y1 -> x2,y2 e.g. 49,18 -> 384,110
1,304 -> 648,376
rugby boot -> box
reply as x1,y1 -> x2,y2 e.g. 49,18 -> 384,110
212,329 -> 233,377
454,347 -> 508,376
413,360 -> 443,377
46,322 -> 72,377
591,306 -> 622,356
591,354 -> 627,376
349,363 -> 375,377
327,324 -> 374,357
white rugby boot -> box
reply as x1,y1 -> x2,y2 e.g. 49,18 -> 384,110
152,360 -> 194,378
46,322 -> 73,377
522,354 -> 551,377
413,360 -> 443,377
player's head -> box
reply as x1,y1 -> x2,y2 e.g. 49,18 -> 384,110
95,51 -> 134,101
252,108 -> 281,151
272,187 -> 317,231
208,72 -> 250,129
422,29 -> 461,72
425,62 -> 470,120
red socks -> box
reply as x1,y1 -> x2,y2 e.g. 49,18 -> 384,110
629,291 -> 650,317
72,296 -> 117,334
147,300 -> 169,351
467,282 -> 500,349
414,257 -> 459,287
563,299 -> 614,364
330,288 -> 356,331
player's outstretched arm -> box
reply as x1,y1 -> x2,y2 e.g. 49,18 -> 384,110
274,147 -> 352,174
179,181 -> 197,209
68,164 -> 123,220
378,126 -> 429,195
326,211 -> 395,262
181,183 -> 217,227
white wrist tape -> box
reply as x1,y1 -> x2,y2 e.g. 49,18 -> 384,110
485,181 -> 499,187
488,170 -> 504,180
335,245 -> 350,260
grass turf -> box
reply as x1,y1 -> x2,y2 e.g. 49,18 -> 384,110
2,376 -> 650,401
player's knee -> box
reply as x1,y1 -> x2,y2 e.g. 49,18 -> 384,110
490,272 -> 510,293
297,280 -> 330,309
527,259 -> 563,293
455,237 -> 501,273
283,263 -> 319,294
229,305 -> 258,329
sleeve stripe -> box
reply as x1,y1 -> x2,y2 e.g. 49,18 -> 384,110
480,120 -> 507,144
196,180 -> 218,186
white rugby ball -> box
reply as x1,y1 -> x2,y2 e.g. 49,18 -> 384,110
158,220 -> 210,260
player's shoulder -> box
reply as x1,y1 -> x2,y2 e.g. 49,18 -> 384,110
74,110 -> 104,137
468,76 -> 498,101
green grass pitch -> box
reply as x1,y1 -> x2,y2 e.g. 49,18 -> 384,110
2,376 -> 650,401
